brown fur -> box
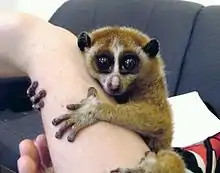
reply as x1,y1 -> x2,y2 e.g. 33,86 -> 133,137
27,26 -> 186,173
84,27 -> 172,151
90,26 -> 149,47
83,26 -> 186,173
87,26 -> 151,73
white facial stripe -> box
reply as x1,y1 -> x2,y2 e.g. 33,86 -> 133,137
111,38 -> 124,74
86,43 -> 103,56
136,46 -> 147,58
99,74 -> 111,93
95,38 -> 125,94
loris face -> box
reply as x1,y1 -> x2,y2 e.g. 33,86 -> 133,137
77,26 -> 159,96
89,42 -> 140,96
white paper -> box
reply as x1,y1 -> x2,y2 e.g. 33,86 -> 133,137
168,91 -> 220,148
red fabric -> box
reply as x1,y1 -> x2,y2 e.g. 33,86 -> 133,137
183,132 -> 220,166
184,143 -> 207,165
209,133 -> 220,159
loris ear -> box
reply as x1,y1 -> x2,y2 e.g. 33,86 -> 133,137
77,31 -> 92,51
142,39 -> 160,58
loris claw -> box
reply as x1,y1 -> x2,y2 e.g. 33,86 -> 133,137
52,87 -> 101,142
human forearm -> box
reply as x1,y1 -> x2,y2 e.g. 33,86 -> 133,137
0,13 -> 27,77
0,12 -> 149,173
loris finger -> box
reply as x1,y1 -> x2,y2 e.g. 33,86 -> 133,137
30,89 -> 47,104
67,122 -> 94,142
66,104 -> 81,110
52,114 -> 71,126
32,100 -> 44,110
27,81 -> 38,97
110,168 -> 143,173
55,120 -> 74,139
87,87 -> 98,97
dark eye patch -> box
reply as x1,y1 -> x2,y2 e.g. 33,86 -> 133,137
95,52 -> 114,73
120,52 -> 140,74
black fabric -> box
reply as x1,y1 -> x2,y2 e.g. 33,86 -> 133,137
0,77 -> 34,170
174,147 -> 203,173
204,138 -> 213,173
0,110 -> 43,171
205,134 -> 220,173
203,101 -> 218,118
176,6 -> 220,119
0,165 -> 16,173
216,158 -> 220,173
49,0 -> 203,96
0,77 -> 32,112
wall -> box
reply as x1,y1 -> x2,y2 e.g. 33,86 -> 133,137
185,0 -> 220,6
0,0 -> 219,21
15,0 -> 68,20
0,0 -> 67,20
0,0 -> 17,11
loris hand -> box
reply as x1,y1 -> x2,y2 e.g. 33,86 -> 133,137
52,87 -> 101,142
18,135 -> 53,173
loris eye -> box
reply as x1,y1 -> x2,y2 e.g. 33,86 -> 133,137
124,58 -> 136,70
121,53 -> 139,72
95,53 -> 114,73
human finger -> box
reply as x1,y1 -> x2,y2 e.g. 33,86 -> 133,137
19,139 -> 40,166
35,134 -> 52,167
17,155 -> 38,173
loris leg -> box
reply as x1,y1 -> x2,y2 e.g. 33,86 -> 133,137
111,149 -> 186,173
27,81 -> 47,110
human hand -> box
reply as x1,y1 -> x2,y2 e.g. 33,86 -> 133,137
17,134 -> 53,173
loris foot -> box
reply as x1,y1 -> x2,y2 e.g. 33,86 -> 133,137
110,151 -> 156,173
27,81 -> 46,110
52,87 -> 101,142
111,150 -> 185,173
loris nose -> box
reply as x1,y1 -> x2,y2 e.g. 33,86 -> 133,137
108,75 -> 121,91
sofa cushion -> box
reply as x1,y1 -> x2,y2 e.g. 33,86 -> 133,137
0,110 -> 43,171
0,77 -> 32,112
49,0 -> 203,96
176,6 -> 220,118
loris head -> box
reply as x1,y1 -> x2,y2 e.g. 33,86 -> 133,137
77,26 -> 162,96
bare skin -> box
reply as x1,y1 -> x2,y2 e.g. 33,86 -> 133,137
18,135 -> 52,173
0,12 -> 149,173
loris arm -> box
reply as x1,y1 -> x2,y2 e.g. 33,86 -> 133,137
96,101 -> 171,134
95,101 -> 173,151
52,87 -> 185,173
52,87 -> 172,152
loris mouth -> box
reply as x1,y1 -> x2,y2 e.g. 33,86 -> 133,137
104,88 -> 124,96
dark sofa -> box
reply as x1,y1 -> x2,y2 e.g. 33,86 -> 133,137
0,0 -> 220,172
